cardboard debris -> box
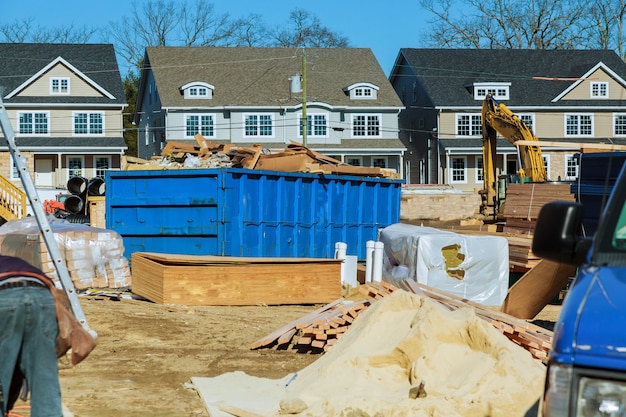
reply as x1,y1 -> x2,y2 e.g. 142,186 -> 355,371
122,137 -> 399,178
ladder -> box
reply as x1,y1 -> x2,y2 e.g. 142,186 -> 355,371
0,97 -> 96,338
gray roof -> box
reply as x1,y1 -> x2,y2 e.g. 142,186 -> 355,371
0,43 -> 126,105
394,49 -> 626,108
143,46 -> 403,108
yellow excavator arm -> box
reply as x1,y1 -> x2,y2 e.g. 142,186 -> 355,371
481,94 -> 547,217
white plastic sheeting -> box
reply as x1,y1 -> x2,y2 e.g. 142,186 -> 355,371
377,223 -> 509,306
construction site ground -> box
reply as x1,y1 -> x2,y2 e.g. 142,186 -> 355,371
8,291 -> 560,417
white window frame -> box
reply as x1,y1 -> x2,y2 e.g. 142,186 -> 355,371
73,111 -> 105,136
345,82 -> 379,100
542,155 -> 551,179
590,82 -> 609,99
473,82 -> 510,100
564,113 -> 594,137
17,111 -> 50,136
351,114 -> 382,138
243,113 -> 274,138
613,113 -> 626,136
475,156 -> 484,183
455,114 -> 482,137
184,113 -> 216,138
66,156 -> 84,181
564,154 -> 578,181
298,113 -> 329,138
518,113 -> 535,134
94,156 -> 111,179
450,156 -> 467,184
372,157 -> 387,168
50,77 -> 70,95
181,82 -> 214,99
346,156 -> 362,166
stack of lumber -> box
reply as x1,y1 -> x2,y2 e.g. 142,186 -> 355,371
506,235 -> 540,271
252,280 -> 552,360
122,135 -> 398,178
502,183 -> 575,234
250,299 -> 372,352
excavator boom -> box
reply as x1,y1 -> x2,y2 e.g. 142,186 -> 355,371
480,94 -> 547,218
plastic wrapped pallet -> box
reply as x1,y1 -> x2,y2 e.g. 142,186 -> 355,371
0,215 -> 131,290
377,223 -> 509,307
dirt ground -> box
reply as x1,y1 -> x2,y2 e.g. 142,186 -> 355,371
10,290 -> 561,417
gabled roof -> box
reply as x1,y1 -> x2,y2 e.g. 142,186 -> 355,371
141,46 -> 403,109
394,49 -> 626,108
0,43 -> 126,105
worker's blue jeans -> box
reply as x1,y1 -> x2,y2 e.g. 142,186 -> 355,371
0,286 -> 62,417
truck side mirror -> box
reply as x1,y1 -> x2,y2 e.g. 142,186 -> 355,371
532,201 -> 591,266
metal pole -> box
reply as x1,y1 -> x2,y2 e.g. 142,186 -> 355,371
0,97 -> 96,338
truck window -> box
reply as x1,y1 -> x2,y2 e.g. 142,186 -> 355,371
613,200 -> 626,249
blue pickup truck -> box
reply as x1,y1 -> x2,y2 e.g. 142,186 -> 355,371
533,152 -> 626,417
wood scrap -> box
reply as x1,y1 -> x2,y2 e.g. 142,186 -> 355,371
252,280 -> 553,361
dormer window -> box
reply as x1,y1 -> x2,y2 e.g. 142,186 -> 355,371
591,82 -> 608,98
50,77 -> 70,95
473,82 -> 510,100
180,82 -> 214,99
344,82 -> 379,100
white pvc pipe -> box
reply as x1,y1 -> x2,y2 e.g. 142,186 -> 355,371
365,240 -> 375,283
334,242 -> 347,260
373,241 -> 384,282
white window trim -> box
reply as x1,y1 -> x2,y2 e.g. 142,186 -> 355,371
350,113 -> 382,138
613,113 -> 626,137
10,159 -> 19,181
72,111 -> 105,136
473,82 -> 511,100
542,155 -> 551,179
184,113 -> 216,138
181,82 -> 214,99
372,156 -> 388,168
450,156 -> 468,184
344,82 -> 379,100
94,155 -> 112,179
518,113 -> 535,134
475,156 -> 484,183
564,153 -> 578,181
590,81 -> 609,99
564,113 -> 594,137
50,77 -> 70,95
298,113 -> 329,138
66,155 -> 84,182
16,111 -> 50,136
455,113 -> 482,137
243,113 -> 275,138
346,156 -> 363,166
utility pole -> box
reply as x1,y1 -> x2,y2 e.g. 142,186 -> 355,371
301,49 -> 307,147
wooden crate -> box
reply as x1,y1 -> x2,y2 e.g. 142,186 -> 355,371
131,252 -> 343,306
87,196 -> 106,229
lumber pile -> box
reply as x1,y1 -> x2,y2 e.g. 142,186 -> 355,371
122,135 -> 398,178
502,183 -> 575,235
252,280 -> 552,360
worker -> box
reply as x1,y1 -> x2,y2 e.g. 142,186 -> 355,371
0,255 -> 63,417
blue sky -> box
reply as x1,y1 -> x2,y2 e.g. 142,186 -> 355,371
1,0 -> 430,75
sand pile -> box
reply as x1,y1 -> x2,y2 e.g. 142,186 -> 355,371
192,290 -> 545,417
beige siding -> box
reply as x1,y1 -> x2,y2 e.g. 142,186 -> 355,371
9,108 -> 122,138
562,68 -> 626,100
18,64 -> 106,98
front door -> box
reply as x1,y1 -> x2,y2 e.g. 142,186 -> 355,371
35,159 -> 53,187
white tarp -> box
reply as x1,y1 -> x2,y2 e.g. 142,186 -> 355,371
378,223 -> 509,306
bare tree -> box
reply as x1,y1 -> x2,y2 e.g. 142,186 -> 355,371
228,14 -> 271,47
179,0 -> 234,46
582,0 -> 626,59
421,0 -> 588,49
271,9 -> 349,48
0,19 -> 96,43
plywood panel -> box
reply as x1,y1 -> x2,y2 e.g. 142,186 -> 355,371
131,252 -> 342,306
